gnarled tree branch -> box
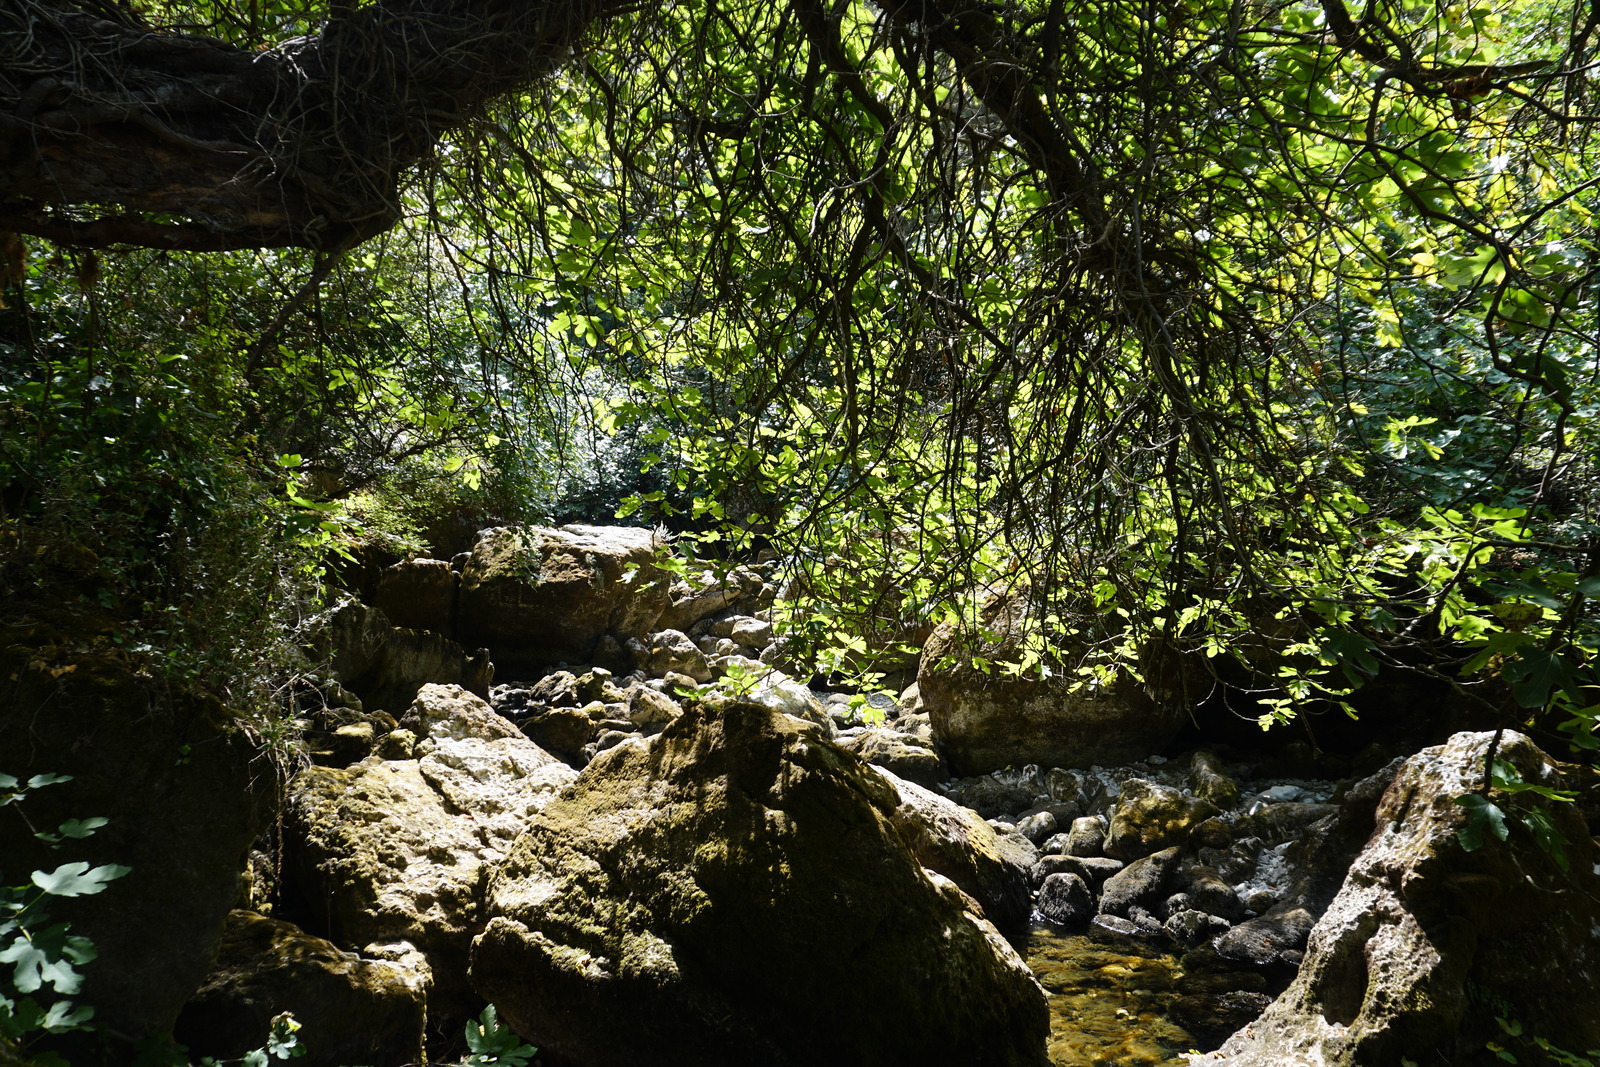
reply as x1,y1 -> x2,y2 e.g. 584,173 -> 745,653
0,0 -> 619,249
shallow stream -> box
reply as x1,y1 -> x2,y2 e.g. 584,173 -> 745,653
1027,923 -> 1266,1065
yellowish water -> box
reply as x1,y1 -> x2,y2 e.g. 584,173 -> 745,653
1026,925 -> 1194,1067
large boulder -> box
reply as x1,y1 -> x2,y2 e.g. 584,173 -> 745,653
1212,731 -> 1600,1065
470,700 -> 1050,1067
0,621 -> 278,1052
284,685 -> 576,1020
917,591 -> 1189,775
372,557 -> 457,634
174,911 -> 427,1067
457,525 -> 672,672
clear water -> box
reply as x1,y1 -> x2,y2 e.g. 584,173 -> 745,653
1025,924 -> 1200,1066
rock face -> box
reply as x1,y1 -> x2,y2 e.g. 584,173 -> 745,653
871,766 -> 1035,937
917,593 -> 1188,775
328,600 -> 491,713
372,557 -> 457,634
284,685 -> 576,1018
0,623 -> 277,1049
470,700 -> 1051,1067
174,911 -> 427,1067
457,525 -> 672,672
1212,731 -> 1600,1065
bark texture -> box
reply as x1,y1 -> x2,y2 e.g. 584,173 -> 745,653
0,0 -> 608,249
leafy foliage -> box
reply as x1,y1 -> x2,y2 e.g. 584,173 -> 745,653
0,773 -> 129,1065
464,1004 -> 538,1067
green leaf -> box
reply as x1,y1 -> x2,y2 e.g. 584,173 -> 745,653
55,817 -> 108,839
31,862 -> 132,897
1500,648 -> 1577,709
1455,793 -> 1508,851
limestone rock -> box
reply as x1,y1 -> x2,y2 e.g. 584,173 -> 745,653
1212,731 -> 1600,1065
1103,779 -> 1219,861
917,591 -> 1189,775
470,700 -> 1050,1066
656,566 -> 765,633
872,766 -> 1036,937
838,727 -> 945,788
457,525 -> 672,672
174,911 -> 426,1067
328,600 -> 491,714
628,685 -> 682,725
372,557 -> 457,634
285,685 -> 576,1019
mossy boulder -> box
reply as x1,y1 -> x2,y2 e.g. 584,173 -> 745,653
470,699 -> 1050,1067
456,525 -> 672,673
284,685 -> 575,1021
174,911 -> 427,1067
1103,779 -> 1220,861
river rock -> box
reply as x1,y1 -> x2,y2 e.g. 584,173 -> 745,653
1037,872 -> 1094,927
945,765 -> 1047,819
637,628 -> 713,682
470,700 -> 1050,1066
457,525 -> 672,672
285,685 -> 576,1020
1212,731 -> 1600,1065
1099,846 -> 1183,918
1189,750 -> 1240,808
1213,903 -> 1314,968
872,767 -> 1035,936
174,911 -> 427,1067
1175,864 -> 1245,921
1103,779 -> 1219,860
1165,908 -> 1233,948
838,727 -> 945,788
1062,815 -> 1107,857
917,591 -> 1189,775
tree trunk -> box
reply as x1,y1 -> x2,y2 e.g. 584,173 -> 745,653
0,0 -> 610,250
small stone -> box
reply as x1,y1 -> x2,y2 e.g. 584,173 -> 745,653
1014,810 -> 1058,844
1036,873 -> 1093,927
1165,909 -> 1233,948
1063,815 -> 1107,857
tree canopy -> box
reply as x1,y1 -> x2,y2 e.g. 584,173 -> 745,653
3,0 -> 1599,749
